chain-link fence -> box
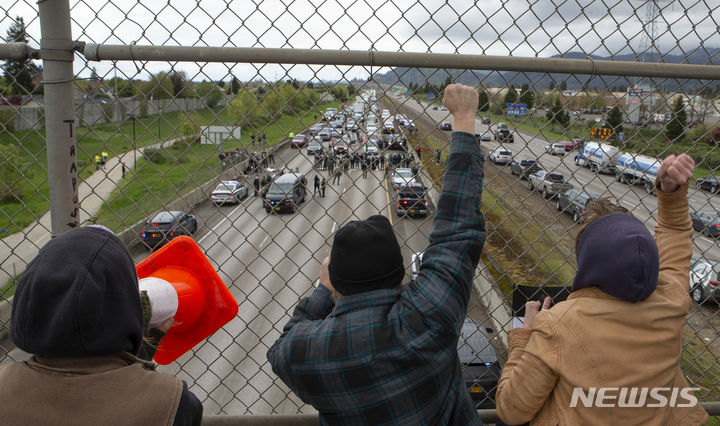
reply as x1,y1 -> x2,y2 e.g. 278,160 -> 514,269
2,0 -> 720,419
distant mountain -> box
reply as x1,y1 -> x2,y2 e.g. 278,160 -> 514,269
359,48 -> 720,92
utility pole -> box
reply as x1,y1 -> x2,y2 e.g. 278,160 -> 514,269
38,0 -> 79,235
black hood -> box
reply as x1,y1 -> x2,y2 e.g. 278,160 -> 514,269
573,214 -> 659,303
11,227 -> 143,356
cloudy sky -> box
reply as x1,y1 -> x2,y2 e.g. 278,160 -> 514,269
2,0 -> 718,82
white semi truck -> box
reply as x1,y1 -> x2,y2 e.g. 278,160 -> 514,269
615,153 -> 661,194
574,142 -> 620,174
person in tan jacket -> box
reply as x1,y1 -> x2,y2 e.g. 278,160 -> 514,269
496,154 -> 708,425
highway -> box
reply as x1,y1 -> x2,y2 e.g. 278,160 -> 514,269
133,119 -> 493,414
393,94 -> 720,264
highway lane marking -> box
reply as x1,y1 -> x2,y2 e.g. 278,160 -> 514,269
343,187 -> 347,194
620,200 -> 636,209
197,199 -> 247,244
383,177 -> 393,225
259,234 -> 269,249
331,221 -> 337,233
701,237 -> 714,244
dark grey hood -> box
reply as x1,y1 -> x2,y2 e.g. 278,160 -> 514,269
11,227 -> 143,356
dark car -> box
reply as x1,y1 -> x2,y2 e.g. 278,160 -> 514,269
697,176 -> 720,194
307,139 -> 324,155
691,210 -> 720,237
318,128 -> 332,141
439,122 -> 453,131
141,211 -> 197,249
556,189 -> 598,223
290,134 -> 309,148
397,183 -> 429,217
510,159 -> 541,180
481,118 -> 491,125
458,318 -> 501,408
308,123 -> 324,135
494,129 -> 514,142
385,134 -> 406,150
263,173 -> 307,213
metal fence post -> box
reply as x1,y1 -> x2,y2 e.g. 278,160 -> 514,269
38,0 -> 79,236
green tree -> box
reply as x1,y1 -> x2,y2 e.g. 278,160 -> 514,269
518,84 -> 535,109
546,98 -> 569,128
180,112 -> 201,139
0,144 -> 27,201
605,105 -> 624,134
194,81 -> 223,108
503,85 -> 518,105
331,84 -> 349,102
478,89 -> 490,112
278,83 -> 303,113
170,71 -> 188,98
2,17 -> 35,95
230,77 -> 240,95
141,72 -> 174,100
230,90 -> 260,126
665,97 -> 687,142
261,90 -> 284,118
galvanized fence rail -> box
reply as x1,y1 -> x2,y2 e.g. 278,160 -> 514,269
2,0 -> 720,420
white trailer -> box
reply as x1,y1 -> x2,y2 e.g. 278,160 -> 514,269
574,142 -> 620,173
615,153 -> 661,194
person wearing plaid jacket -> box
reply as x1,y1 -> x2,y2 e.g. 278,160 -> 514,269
267,84 -> 486,425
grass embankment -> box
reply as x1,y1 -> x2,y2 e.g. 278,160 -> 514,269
1,106 -> 229,236
95,101 -> 339,232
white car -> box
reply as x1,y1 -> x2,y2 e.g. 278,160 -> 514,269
411,251 -> 424,281
211,181 -> 248,205
391,168 -> 416,190
489,148 -> 512,165
364,143 -> 379,155
545,143 -> 566,156
366,124 -> 378,135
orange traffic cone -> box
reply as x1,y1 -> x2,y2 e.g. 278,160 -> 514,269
136,236 -> 238,365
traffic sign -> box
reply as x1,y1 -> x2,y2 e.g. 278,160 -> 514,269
427,93 -> 437,100
618,132 -> 625,142
591,128 -> 612,139
506,103 -> 527,116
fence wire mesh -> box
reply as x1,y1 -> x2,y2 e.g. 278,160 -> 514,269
2,0 -> 720,416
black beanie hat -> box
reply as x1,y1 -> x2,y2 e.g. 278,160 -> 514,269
328,215 -> 404,296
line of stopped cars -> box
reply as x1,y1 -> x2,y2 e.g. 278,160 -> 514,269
494,138 -> 720,308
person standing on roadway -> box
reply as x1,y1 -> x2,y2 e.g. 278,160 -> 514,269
253,175 -> 260,197
267,84 -> 486,425
495,153 -> 708,425
314,175 -> 320,195
320,176 -> 326,197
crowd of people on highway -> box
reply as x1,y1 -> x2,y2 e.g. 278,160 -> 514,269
0,84 -> 709,426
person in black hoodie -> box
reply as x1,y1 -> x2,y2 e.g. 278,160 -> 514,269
0,226 -> 203,426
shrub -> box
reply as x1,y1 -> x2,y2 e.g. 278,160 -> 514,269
143,147 -> 170,164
